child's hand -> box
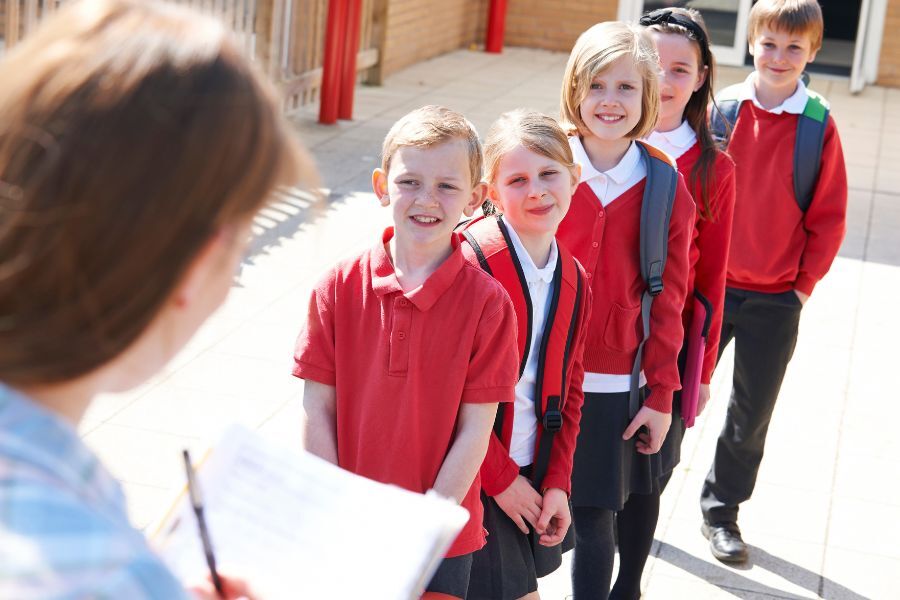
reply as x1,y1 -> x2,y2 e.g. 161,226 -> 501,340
622,406 -> 672,455
794,289 -> 809,305
697,383 -> 711,416
190,572 -> 259,600
494,475 -> 543,534
535,488 -> 571,547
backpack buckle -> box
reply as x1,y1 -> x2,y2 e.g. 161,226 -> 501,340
648,261 -> 664,296
543,409 -> 562,433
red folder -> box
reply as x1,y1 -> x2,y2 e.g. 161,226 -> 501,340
682,292 -> 713,428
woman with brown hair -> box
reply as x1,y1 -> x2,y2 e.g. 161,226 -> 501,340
0,0 -> 313,597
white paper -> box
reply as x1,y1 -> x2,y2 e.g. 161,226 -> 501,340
154,426 -> 468,600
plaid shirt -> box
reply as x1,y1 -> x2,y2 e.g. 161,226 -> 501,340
0,384 -> 190,599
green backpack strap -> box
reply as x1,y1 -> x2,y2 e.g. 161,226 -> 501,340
630,142 -> 678,418
794,90 -> 829,212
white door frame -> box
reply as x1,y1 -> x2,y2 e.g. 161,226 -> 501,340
618,0 -> 754,67
851,0 -> 889,93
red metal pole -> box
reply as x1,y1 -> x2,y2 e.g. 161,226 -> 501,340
319,0 -> 349,124
485,0 -> 508,54
338,0 -> 363,120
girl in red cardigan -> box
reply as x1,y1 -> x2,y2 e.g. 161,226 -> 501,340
556,21 -> 695,599
462,110 -> 591,600
603,8 -> 737,598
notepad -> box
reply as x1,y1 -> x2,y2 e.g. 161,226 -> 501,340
153,425 -> 469,600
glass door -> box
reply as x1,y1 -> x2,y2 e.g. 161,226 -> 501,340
626,0 -> 754,66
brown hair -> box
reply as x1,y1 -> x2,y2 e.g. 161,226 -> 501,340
0,0 -> 313,386
561,21 -> 661,140
481,109 -> 578,216
643,7 -> 720,221
381,105 -> 483,187
748,0 -> 824,52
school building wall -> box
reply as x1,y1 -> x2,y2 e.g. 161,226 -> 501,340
380,0 -> 487,77
503,0 -> 617,52
877,0 -> 900,87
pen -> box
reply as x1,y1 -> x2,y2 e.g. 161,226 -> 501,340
183,449 -> 225,599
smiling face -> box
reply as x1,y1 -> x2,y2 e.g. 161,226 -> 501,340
489,144 -> 576,240
578,56 -> 644,143
373,138 -> 483,250
652,31 -> 707,132
750,25 -> 817,97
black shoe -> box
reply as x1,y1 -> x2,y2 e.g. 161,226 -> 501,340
701,521 -> 748,564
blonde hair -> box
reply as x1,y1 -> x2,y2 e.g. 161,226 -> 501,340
748,0 -> 824,52
483,109 -> 578,185
561,21 -> 660,140
381,105 -> 483,187
0,0 -> 312,385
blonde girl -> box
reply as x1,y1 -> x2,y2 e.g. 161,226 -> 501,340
461,110 -> 591,600
555,21 -> 695,599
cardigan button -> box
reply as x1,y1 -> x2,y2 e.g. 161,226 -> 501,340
586,272 -> 592,279
592,241 -> 599,248
397,331 -> 407,340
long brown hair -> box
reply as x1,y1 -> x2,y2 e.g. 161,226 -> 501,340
0,0 -> 313,385
644,7 -> 720,221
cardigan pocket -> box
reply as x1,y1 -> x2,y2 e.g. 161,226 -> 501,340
603,302 -> 642,353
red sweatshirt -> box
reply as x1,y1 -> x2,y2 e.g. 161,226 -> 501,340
678,143 -> 736,384
726,103 -> 847,296
556,159 -> 695,413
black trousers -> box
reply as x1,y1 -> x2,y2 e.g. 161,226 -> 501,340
700,288 -> 802,525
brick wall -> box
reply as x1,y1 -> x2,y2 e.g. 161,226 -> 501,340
380,0 -> 487,77
877,0 -> 900,87
504,0 -> 617,52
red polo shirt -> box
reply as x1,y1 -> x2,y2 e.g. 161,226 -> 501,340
293,228 -> 518,557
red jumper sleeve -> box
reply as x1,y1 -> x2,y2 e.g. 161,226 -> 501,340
643,175 -> 695,412
694,157 -> 736,384
794,116 -> 848,297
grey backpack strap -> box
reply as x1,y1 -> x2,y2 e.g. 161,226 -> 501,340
793,91 -> 829,212
710,84 -> 744,147
630,142 -> 678,417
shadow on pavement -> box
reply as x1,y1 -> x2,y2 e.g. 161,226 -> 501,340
656,541 -> 868,600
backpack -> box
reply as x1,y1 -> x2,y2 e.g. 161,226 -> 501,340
710,83 -> 829,212
459,215 -> 583,490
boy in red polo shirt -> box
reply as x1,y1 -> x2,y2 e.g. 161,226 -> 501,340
699,0 -> 847,564
293,105 -> 519,599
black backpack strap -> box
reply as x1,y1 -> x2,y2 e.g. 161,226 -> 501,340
531,265 -> 582,491
631,142 -> 678,417
710,83 -> 743,147
794,91 -> 829,212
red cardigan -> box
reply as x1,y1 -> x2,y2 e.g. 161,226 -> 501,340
726,103 -> 847,296
678,143 -> 736,384
466,240 -> 593,497
556,167 -> 695,413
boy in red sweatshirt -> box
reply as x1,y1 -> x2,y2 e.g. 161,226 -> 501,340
700,0 -> 847,564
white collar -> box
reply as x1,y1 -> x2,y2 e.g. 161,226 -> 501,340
646,120 -> 697,150
736,72 -> 808,115
503,219 -> 558,285
571,137 -> 642,186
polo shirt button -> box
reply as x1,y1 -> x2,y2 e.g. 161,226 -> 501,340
397,331 -> 406,340
586,272 -> 592,279
592,241 -> 599,248
398,299 -> 408,307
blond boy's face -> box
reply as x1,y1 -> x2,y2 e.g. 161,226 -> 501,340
750,25 -> 818,95
372,139 -> 485,250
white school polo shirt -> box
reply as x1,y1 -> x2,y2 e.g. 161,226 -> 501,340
645,119 -> 698,161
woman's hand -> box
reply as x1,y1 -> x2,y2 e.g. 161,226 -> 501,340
622,405 -> 672,454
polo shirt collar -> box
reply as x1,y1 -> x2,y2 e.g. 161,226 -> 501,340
571,136 -> 642,185
370,227 -> 465,312
646,120 -> 697,153
737,72 -> 808,115
503,220 -> 557,284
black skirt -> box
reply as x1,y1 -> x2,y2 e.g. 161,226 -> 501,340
659,390 -> 686,476
468,468 -> 574,600
570,387 -> 663,511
